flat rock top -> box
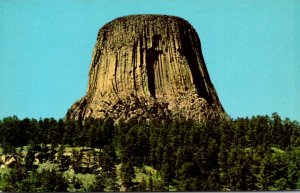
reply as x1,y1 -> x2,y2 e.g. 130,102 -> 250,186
99,14 -> 194,36
105,14 -> 189,23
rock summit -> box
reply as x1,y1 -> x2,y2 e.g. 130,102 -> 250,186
66,15 -> 226,123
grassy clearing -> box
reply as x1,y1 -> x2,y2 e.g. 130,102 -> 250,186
133,165 -> 163,185
63,169 -> 96,191
133,165 -> 177,191
75,173 -> 96,191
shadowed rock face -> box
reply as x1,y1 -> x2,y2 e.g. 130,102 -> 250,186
66,15 -> 226,123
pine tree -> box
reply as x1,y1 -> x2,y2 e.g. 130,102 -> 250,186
39,169 -> 68,192
106,168 -> 120,191
120,161 -> 135,190
148,173 -> 154,191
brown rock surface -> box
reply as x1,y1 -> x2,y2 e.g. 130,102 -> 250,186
66,14 -> 226,123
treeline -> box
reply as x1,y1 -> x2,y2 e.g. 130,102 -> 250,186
0,113 -> 300,191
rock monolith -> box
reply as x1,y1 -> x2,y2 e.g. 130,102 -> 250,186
66,15 -> 226,123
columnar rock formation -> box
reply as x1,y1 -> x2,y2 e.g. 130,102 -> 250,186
66,15 -> 226,123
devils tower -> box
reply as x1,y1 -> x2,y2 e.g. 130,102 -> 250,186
66,15 -> 225,123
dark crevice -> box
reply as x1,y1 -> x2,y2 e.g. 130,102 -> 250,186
139,36 -> 144,67
178,24 -> 212,104
146,34 -> 162,98
113,55 -> 118,93
194,32 -> 213,88
141,29 -> 147,94
92,50 -> 101,68
132,39 -> 138,92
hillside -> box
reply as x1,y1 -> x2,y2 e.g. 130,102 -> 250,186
0,114 -> 300,191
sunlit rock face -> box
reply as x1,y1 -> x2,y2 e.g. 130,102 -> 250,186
66,15 -> 226,123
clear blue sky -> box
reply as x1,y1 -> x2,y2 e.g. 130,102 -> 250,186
1,0 -> 299,121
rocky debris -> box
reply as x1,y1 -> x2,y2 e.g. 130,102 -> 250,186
0,155 -> 17,167
68,91 -> 222,124
0,146 -> 103,174
66,14 -> 226,123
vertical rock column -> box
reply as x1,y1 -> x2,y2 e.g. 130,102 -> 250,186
66,15 -> 225,122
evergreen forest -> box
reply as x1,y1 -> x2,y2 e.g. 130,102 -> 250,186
0,113 -> 300,191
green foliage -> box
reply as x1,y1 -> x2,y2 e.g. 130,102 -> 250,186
2,163 -> 68,192
90,173 -> 106,192
0,113 -> 299,191
120,161 -> 135,190
38,169 -> 69,192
